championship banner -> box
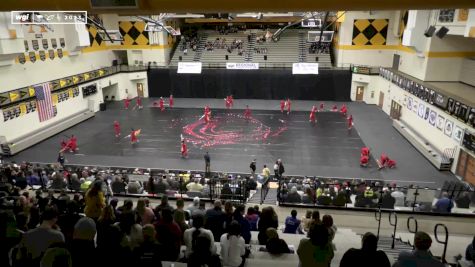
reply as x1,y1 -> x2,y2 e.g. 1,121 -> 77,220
19,103 -> 27,115
177,62 -> 202,74
9,91 -> 20,102
29,87 -> 36,97
98,69 -> 105,76
226,63 -> 259,70
292,63 -> 319,75
84,73 -> 90,81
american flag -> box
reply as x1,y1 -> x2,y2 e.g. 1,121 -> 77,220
34,82 -> 55,122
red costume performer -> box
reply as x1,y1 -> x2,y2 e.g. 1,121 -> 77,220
136,96 -> 142,109
169,94 -> 174,109
347,115 -> 353,130
340,104 -> 347,116
332,104 -> 338,112
67,135 -> 77,152
286,99 -> 291,115
131,129 -> 138,144
229,95 -> 234,107
280,100 -> 285,113
204,111 -> 211,123
181,140 -> 188,158
159,97 -> 165,112
361,147 -> 370,157
114,121 -> 121,137
360,155 -> 369,167
225,96 -> 231,109
60,140 -> 68,151
378,154 -> 389,169
124,97 -> 131,109
319,102 -> 325,112
309,105 -> 317,123
204,105 -> 210,115
387,159 -> 397,168
244,105 -> 251,119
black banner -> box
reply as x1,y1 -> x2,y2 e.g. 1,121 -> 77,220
463,131 -> 475,153
51,38 -> 57,48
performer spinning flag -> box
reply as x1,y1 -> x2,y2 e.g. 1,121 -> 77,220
319,102 -> 325,112
377,153 -> 397,169
286,98 -> 291,115
347,114 -> 354,130
244,105 -> 252,120
61,135 -> 78,153
280,100 -> 285,113
159,97 -> 165,112
340,104 -> 347,116
169,94 -> 174,109
113,121 -> 121,138
136,96 -> 143,110
204,105 -> 210,115
128,128 -> 141,144
360,154 -> 369,167
181,140 -> 188,158
124,97 -> 131,109
309,105 -> 317,123
204,109 -> 211,123
361,147 -> 370,157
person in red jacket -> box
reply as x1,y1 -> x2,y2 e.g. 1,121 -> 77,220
60,139 -> 68,152
169,94 -> 174,109
159,97 -> 165,112
244,105 -> 251,120
347,114 -> 353,130
361,147 -> 370,157
286,98 -> 291,115
378,153 -> 389,169
113,121 -> 121,138
340,104 -> 347,116
124,97 -> 131,109
280,100 -> 285,113
309,105 -> 317,123
319,102 -> 325,112
387,158 -> 397,168
181,140 -> 188,158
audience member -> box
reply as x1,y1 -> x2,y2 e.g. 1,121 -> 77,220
284,209 -> 304,234
258,206 -> 279,245
245,207 -> 259,231
381,189 -> 395,209
339,232 -> 390,267
286,186 -> 302,203
174,209 -> 189,235
184,214 -> 217,258
302,210 -> 313,232
220,221 -> 246,267
84,180 -> 105,220
265,227 -> 291,254
392,231 -> 445,267
322,214 -> 337,246
233,205 -> 251,244
456,192 -> 471,209
297,224 -> 334,267
205,200 -> 226,242
433,192 -> 454,213
111,176 -> 126,194
154,207 -> 182,261
70,217 -> 97,267
466,236 -> 475,262
133,224 -> 164,267
391,186 -> 406,207
116,211 -> 143,250
224,201 -> 234,230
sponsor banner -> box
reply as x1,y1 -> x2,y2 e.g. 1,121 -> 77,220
226,63 -> 259,70
292,63 -> 319,75
177,62 -> 202,74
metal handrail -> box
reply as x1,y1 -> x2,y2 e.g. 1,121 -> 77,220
389,212 -> 398,249
406,216 -> 418,249
375,208 -> 382,240
434,223 -> 449,264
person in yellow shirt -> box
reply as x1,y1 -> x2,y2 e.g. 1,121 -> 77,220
84,181 -> 106,221
262,165 -> 270,180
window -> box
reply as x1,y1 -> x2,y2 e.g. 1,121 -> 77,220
438,9 -> 455,23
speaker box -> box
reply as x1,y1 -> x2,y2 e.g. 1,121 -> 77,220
424,26 -> 436,37
225,55 -> 229,60
99,103 -> 106,111
264,55 -> 267,61
436,26 -> 449,38
179,56 -> 182,61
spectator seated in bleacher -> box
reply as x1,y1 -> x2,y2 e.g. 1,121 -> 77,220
298,223 -> 334,267
233,205 -> 251,244
393,231 -> 445,267
456,192 -> 471,209
133,224 -> 164,267
127,180 -> 143,194
381,188 -> 395,209
262,227 -> 292,254
156,176 -> 169,195
220,183 -> 233,200
302,186 -> 315,204
333,189 -> 348,206
340,232 -> 390,267
391,185 -> 406,207
154,207 -> 182,262
111,176 -> 126,194
186,178 -> 203,197
301,210 -> 313,232
245,206 -> 259,231
317,191 -> 332,206
466,236 -> 475,263
205,200 -> 225,242
284,209 -> 304,234
286,186 -> 302,203
433,192 -> 454,213
257,207 -> 279,245
184,214 -> 217,259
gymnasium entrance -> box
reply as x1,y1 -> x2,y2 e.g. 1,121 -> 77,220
356,86 -> 364,101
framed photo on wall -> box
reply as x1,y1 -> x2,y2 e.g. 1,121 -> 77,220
453,126 -> 463,143
424,107 -> 430,120
407,97 -> 413,110
436,115 -> 445,131
413,100 -> 418,114
444,120 -> 454,137
429,110 -> 437,126
418,103 -> 425,118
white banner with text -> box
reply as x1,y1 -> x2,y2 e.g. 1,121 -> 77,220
226,63 -> 259,70
292,63 -> 319,75
177,62 -> 202,74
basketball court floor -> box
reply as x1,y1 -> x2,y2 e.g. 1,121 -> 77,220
11,98 -> 457,187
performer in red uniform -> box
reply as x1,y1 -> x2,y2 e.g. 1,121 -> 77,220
137,96 -> 143,109
130,129 -> 139,144
309,105 -> 317,123
169,94 -> 174,109
204,105 -> 210,115
347,114 -> 353,130
361,147 -> 370,157
181,140 -> 188,158
225,96 -> 231,109
113,121 -> 121,138
66,135 -> 77,152
204,110 -> 211,123
340,104 -> 347,116
332,104 -> 338,112
280,100 -> 285,113
229,95 -> 234,108
244,105 -> 251,119
60,140 -> 68,152
360,154 -> 369,167
124,97 -> 131,109
159,97 -> 165,112
378,153 -> 389,169
286,99 -> 291,115
319,102 -> 325,112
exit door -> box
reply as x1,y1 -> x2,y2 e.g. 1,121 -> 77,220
356,86 -> 364,101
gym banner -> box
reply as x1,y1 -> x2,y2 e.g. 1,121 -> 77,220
292,63 -> 319,75
226,63 -> 259,70
177,62 -> 202,74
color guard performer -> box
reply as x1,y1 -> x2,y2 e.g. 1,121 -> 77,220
169,94 -> 174,109
124,97 -> 131,109
244,105 -> 252,120
286,98 -> 291,115
113,121 -> 121,138
159,97 -> 165,112
181,140 -> 188,158
319,102 -> 325,112
309,105 -> 317,123
347,114 -> 353,130
340,104 -> 347,116
280,100 -> 285,113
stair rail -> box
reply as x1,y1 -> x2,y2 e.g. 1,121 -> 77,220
406,216 -> 418,249
389,211 -> 398,249
375,208 -> 382,240
434,223 -> 449,264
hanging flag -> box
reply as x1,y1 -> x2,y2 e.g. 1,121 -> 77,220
29,87 -> 35,97
59,79 -> 67,87
84,73 -> 90,80
73,76 -> 79,84
98,69 -> 105,76
34,82 -> 55,122
9,91 -> 19,102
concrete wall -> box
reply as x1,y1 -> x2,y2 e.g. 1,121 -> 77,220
460,58 -> 475,86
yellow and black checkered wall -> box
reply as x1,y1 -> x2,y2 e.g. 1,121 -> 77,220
352,19 -> 389,45
87,25 -> 106,47
119,21 -> 149,45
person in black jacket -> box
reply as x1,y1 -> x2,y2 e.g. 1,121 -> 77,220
205,200 -> 225,242
340,232 -> 390,267
381,190 -> 395,209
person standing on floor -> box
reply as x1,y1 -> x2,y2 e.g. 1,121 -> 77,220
347,114 -> 353,130
309,105 -> 317,123
159,97 -> 165,112
169,94 -> 174,109
319,102 -> 325,112
204,152 -> 211,176
277,159 -> 285,178
286,99 -> 291,115
124,96 -> 131,109
244,105 -> 251,120
249,159 -> 256,176
280,100 -> 285,113
113,121 -> 121,138
181,140 -> 188,158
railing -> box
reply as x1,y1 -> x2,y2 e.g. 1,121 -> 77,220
350,64 -> 381,75
434,223 -> 449,264
166,62 -> 339,69
407,216 -> 418,248
375,208 -> 382,240
389,212 -> 398,249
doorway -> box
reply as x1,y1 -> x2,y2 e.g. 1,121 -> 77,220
456,149 -> 475,185
136,83 -> 144,97
356,86 -> 364,101
378,92 -> 385,108
392,54 -> 400,70
390,100 -> 402,120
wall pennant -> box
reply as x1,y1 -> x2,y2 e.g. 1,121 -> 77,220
57,48 -> 63,58
39,50 -> 46,61
18,53 -> 26,64
32,40 -> 39,50
24,40 -> 29,51
59,38 -> 65,48
48,49 -> 55,60
42,39 -> 49,49
29,52 -> 36,63
51,38 -> 57,48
